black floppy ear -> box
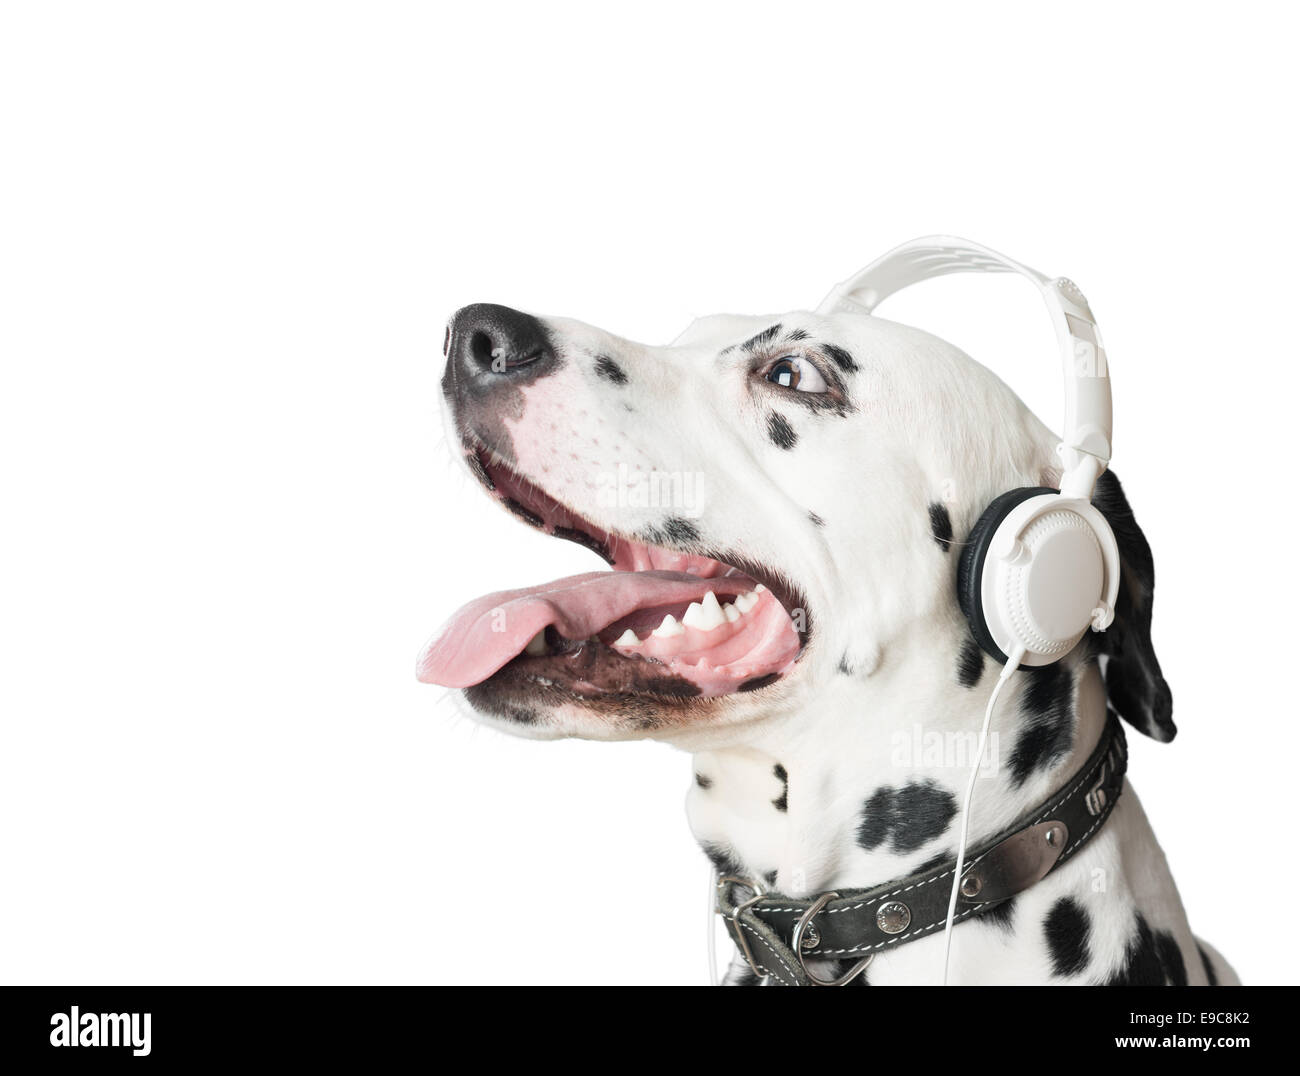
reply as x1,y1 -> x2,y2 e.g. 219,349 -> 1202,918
1091,470 -> 1176,742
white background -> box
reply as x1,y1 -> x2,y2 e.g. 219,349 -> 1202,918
2,2 -> 1296,985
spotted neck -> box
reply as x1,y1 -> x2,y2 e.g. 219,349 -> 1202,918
686,622 -> 1109,899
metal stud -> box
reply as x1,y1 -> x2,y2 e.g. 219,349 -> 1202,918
799,922 -> 821,951
960,875 -> 982,898
876,900 -> 911,935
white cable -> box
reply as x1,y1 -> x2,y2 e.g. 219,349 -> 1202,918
941,643 -> 1025,985
707,868 -> 720,986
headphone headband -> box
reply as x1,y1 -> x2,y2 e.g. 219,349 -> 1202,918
817,237 -> 1112,499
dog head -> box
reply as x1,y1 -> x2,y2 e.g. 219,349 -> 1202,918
419,301 -> 1173,745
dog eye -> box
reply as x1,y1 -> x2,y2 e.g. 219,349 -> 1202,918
765,356 -> 828,393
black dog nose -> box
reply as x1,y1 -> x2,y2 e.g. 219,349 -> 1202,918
445,304 -> 554,386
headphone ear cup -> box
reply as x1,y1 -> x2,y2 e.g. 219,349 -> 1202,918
957,487 -> 1057,665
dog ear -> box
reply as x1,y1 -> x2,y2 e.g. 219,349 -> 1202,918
1091,470 -> 1176,742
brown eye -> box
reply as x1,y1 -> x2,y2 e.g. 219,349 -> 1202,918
765,355 -> 828,393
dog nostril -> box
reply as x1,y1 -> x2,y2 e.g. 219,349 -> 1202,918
468,329 -> 544,373
469,330 -> 498,370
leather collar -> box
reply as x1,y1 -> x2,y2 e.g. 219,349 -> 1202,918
716,713 -> 1128,985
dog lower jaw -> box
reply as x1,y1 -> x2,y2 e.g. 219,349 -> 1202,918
452,624 -> 836,746
461,659 -> 807,743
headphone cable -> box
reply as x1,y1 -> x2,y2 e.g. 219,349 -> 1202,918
941,643 -> 1025,985
707,867 -> 720,985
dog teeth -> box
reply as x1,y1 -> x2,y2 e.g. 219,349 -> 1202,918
614,628 -> 640,647
652,613 -> 685,638
722,602 -> 741,623
699,591 -> 726,625
734,590 -> 760,614
525,630 -> 548,657
682,591 -> 727,631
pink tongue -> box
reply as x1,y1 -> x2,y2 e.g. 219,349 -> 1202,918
417,570 -> 802,694
417,570 -> 739,688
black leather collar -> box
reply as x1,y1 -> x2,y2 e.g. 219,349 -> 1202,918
717,713 -> 1128,985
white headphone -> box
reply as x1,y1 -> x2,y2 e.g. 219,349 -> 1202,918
818,236 -> 1120,669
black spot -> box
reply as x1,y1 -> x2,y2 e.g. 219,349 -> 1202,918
1108,913 -> 1178,986
1009,722 -> 1070,786
837,654 -> 853,675
1197,943 -> 1219,987
694,772 -> 712,790
742,323 -> 783,351
855,790 -> 894,851
503,497 -> 544,529
739,673 -> 779,693
700,841 -> 743,877
729,964 -> 762,987
593,354 -> 627,385
856,780 -> 957,854
928,502 -> 953,551
501,706 -> 538,724
983,897 -> 1017,931
763,869 -> 777,888
957,637 -> 984,689
647,517 -> 701,545
808,511 -> 825,527
1044,897 -> 1091,977
1156,931 -> 1188,986
822,343 -> 858,373
1008,663 -> 1076,786
786,328 -> 810,341
772,764 -> 788,812
767,412 -> 798,450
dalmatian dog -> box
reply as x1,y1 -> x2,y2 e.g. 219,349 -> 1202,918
419,298 -> 1238,986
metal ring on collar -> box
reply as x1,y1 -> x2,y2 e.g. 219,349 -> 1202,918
791,892 -> 874,986
716,875 -> 770,982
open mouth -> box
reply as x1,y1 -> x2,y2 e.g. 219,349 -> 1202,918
416,444 -> 807,700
